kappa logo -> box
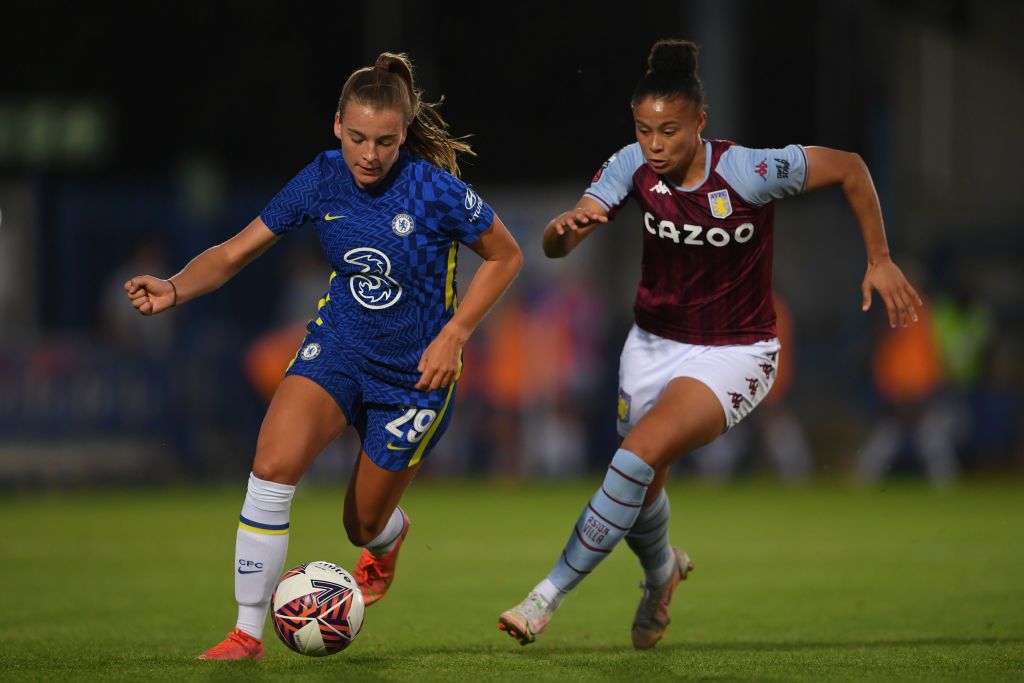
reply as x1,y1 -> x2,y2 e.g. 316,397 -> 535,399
708,189 -> 733,218
300,342 -> 321,361
754,158 -> 768,181
391,213 -> 415,237
650,180 -> 672,195
729,391 -> 744,410
760,362 -> 774,380
747,377 -> 760,398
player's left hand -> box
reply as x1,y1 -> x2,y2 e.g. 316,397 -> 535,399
416,324 -> 466,391
861,257 -> 922,328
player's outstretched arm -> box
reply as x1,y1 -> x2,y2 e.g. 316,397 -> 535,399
124,217 -> 280,316
415,216 -> 523,391
542,196 -> 609,258
803,146 -> 922,328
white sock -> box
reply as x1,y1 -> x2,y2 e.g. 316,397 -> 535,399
364,506 -> 407,556
531,578 -> 567,610
234,473 -> 295,640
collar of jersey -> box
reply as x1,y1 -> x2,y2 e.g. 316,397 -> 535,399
667,139 -> 711,193
344,149 -> 411,198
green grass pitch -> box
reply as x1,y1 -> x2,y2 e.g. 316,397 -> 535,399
1,479 -> 1022,681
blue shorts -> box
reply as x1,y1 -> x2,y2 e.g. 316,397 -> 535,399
285,326 -> 456,471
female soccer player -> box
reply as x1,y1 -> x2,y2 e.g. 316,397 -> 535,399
125,52 -> 522,661
498,38 -> 920,650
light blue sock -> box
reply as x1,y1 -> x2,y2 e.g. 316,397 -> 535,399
625,489 -> 675,585
546,449 -> 655,592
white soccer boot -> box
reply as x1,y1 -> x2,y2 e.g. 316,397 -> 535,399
498,590 -> 558,645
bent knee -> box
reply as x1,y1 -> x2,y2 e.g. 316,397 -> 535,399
250,462 -> 302,486
344,516 -> 383,547
618,438 -> 667,468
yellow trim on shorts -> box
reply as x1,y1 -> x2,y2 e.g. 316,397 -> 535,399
408,381 -> 456,468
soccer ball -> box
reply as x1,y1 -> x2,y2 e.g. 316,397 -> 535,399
271,561 -> 365,656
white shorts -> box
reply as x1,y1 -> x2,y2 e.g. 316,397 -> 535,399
616,324 -> 781,437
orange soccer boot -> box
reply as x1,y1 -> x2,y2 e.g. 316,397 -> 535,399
197,627 -> 265,661
354,510 -> 410,606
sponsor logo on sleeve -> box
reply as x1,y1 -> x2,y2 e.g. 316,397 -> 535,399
775,157 -> 790,179
592,153 -> 617,183
707,189 -> 733,218
464,188 -> 483,222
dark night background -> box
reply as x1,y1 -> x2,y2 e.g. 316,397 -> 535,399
1,0 -> 1021,484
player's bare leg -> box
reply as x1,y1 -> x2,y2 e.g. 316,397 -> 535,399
200,376 -> 347,661
346,452 -> 420,606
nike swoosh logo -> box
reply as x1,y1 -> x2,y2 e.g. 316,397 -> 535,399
386,443 -> 413,451
237,569 -> 263,575
324,213 -> 346,221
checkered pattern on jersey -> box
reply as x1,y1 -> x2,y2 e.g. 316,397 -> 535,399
262,150 -> 493,386
287,325 -> 456,470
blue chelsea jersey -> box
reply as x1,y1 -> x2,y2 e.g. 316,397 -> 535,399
260,149 -> 494,385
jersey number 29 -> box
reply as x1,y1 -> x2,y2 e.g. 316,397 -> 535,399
386,408 -> 438,443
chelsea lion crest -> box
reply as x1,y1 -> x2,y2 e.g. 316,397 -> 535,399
300,342 -> 321,361
391,213 -> 415,237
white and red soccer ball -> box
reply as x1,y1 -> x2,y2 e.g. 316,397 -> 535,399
271,561 -> 364,656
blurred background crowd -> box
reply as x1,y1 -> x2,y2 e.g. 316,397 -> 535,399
1,0 -> 1021,488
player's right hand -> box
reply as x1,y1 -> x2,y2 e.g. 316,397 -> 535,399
549,206 -> 608,235
124,275 -> 176,315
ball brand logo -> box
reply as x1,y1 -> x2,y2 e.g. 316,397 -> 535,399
391,213 -> 414,237
310,579 -> 350,606
238,559 -> 264,575
300,342 -> 321,361
344,247 -> 402,310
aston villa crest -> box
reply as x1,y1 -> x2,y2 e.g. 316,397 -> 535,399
708,189 -> 733,218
